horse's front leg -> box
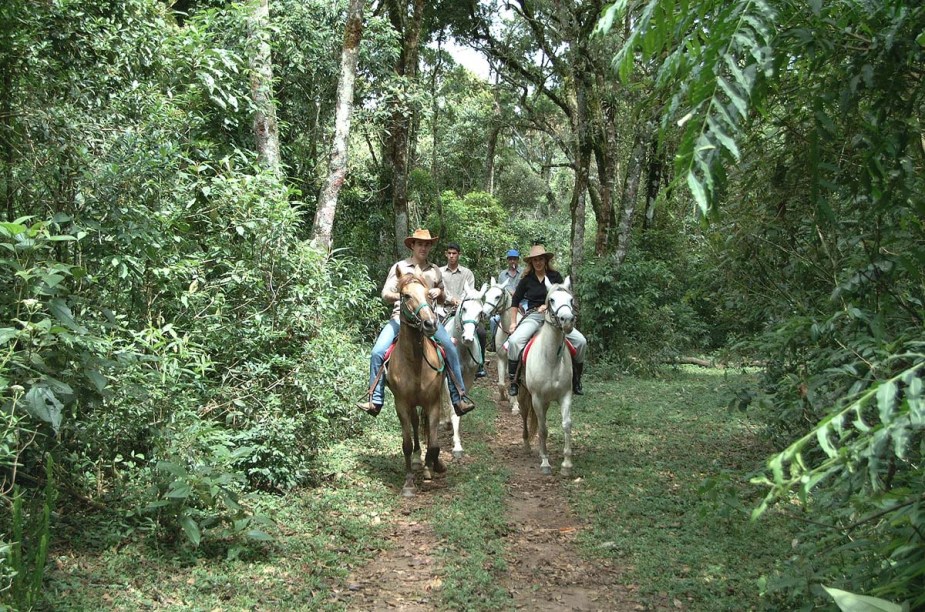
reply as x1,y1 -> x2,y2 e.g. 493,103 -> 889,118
560,393 -> 573,478
422,406 -> 445,481
396,402 -> 417,497
534,395 -> 552,475
411,406 -> 423,470
450,410 -> 463,459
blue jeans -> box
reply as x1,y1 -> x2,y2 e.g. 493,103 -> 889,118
368,319 -> 467,405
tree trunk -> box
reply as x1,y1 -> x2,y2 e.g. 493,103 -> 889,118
569,79 -> 591,295
643,136 -> 662,231
247,0 -> 281,173
312,0 -> 366,251
385,0 -> 424,257
613,125 -> 648,268
485,90 -> 502,194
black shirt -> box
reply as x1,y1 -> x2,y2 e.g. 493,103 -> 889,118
512,269 -> 564,311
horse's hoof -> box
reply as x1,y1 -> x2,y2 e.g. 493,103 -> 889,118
402,486 -> 415,498
435,458 -> 448,473
423,468 -> 433,481
541,466 -> 552,476
511,407 -> 520,415
452,450 -> 463,460
411,457 -> 423,470
560,468 -> 571,478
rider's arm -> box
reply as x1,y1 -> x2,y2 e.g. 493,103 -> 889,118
381,263 -> 401,304
508,306 -> 519,332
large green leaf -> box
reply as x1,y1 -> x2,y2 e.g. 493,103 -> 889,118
822,586 -> 902,612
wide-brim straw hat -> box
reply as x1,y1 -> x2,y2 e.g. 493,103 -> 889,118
523,244 -> 554,262
404,228 -> 439,249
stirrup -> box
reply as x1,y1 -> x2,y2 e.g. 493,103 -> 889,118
508,382 -> 519,397
454,397 -> 475,417
355,400 -> 382,416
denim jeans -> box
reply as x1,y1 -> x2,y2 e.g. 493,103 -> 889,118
367,319 -> 467,405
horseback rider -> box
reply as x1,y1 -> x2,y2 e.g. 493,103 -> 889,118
356,229 -> 476,417
440,242 -> 487,378
488,248 -> 523,351
504,245 -> 587,397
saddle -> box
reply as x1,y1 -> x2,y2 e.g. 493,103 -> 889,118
516,336 -> 576,381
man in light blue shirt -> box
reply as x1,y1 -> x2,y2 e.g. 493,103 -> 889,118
489,249 -> 523,350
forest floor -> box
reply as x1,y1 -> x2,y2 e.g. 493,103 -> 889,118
338,369 -> 646,611
41,363 -> 795,611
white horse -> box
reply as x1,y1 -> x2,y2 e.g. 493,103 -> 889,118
481,277 -> 521,415
439,283 -> 486,458
518,279 -> 575,477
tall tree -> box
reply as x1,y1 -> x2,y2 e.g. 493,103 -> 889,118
312,0 -> 367,250
383,0 -> 425,257
247,0 -> 281,173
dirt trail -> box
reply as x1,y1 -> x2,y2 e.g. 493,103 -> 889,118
339,374 -> 642,611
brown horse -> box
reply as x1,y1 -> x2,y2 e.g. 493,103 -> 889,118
387,273 -> 448,497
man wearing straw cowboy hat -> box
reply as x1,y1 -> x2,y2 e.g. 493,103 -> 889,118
504,244 -> 587,396
356,228 -> 475,417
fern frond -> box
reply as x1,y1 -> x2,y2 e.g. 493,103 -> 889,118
600,0 -> 778,216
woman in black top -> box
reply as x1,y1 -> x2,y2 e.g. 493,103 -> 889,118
505,245 -> 587,396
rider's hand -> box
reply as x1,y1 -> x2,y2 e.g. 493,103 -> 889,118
538,304 -> 547,313
427,288 -> 441,300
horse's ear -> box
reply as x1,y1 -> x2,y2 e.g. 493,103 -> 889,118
563,276 -> 571,291
490,276 -> 497,285
478,282 -> 487,296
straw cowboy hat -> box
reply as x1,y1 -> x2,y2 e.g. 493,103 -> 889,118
403,228 -> 440,249
523,244 -> 554,261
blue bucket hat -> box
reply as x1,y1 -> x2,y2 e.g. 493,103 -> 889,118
506,249 -> 520,258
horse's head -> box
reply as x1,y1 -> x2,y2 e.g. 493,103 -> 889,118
457,283 -> 487,345
398,273 -> 438,335
545,277 -> 575,334
481,276 -> 509,318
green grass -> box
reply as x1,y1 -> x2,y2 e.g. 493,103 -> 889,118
417,388 -> 512,611
565,366 -> 795,611
41,424 -> 403,611
39,368 -> 797,611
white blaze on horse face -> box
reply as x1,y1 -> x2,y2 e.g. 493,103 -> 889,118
459,290 -> 483,345
481,285 -> 505,317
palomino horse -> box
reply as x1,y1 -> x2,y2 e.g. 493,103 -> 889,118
481,277 -> 520,415
518,279 -> 575,477
387,273 -> 447,497
439,283 -> 487,458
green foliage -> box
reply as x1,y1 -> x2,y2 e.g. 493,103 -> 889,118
604,0 -> 925,606
135,409 -> 271,551
577,226 -> 709,372
1,455 -> 55,610
427,191 -> 511,282
601,0 -> 778,216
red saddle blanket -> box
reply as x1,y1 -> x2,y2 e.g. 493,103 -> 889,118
522,336 -> 576,365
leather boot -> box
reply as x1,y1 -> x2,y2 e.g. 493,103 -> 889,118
356,400 -> 383,416
508,359 -> 520,396
572,362 -> 584,395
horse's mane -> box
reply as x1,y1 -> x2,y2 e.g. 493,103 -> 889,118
544,283 -> 572,305
397,272 -> 428,292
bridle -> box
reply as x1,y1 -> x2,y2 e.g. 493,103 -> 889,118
399,279 -> 436,331
482,285 -> 510,317
544,287 -> 575,330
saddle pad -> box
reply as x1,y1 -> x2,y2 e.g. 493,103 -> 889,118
522,335 -> 576,365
